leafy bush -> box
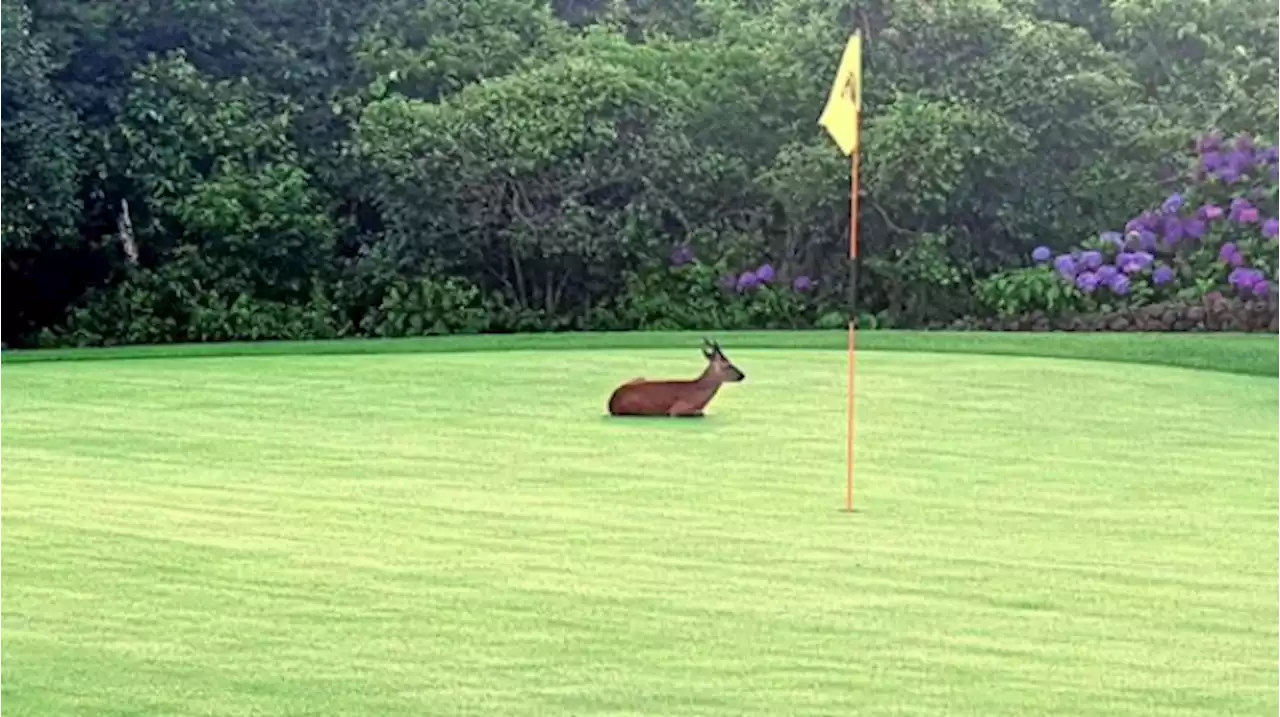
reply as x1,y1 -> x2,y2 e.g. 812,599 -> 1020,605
38,263 -> 349,347
862,231 -> 974,326
358,276 -> 490,337
974,265 -> 1087,318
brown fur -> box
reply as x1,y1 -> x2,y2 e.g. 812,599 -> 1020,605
607,338 -> 746,417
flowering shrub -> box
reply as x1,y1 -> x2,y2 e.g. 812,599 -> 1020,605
979,130 -> 1279,318
600,245 -> 824,330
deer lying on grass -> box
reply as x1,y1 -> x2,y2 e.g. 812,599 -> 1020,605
607,338 -> 746,417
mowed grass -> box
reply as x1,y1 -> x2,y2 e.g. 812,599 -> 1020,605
2,345 -> 1277,716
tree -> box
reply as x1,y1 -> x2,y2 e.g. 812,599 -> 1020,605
1,0 -> 88,345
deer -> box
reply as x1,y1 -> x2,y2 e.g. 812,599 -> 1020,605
606,338 -> 746,417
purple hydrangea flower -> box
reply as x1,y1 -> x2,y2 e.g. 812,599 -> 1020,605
1125,212 -> 1158,234
1239,207 -> 1260,223
1263,218 -> 1279,240
1075,271 -> 1099,294
791,275 -> 814,292
1137,230 -> 1158,250
1099,231 -> 1124,248
1161,217 -> 1184,246
1201,150 -> 1226,171
1254,281 -> 1271,298
1200,203 -> 1224,221
1152,265 -> 1175,286
1195,132 -> 1223,154
1053,254 -> 1077,278
1182,218 -> 1207,240
1160,193 -> 1184,214
755,264 -> 776,283
1228,198 -> 1254,222
1081,250 -> 1103,270
1234,134 -> 1256,153
1095,265 -> 1119,285
1230,148 -> 1255,171
1119,251 -> 1153,275
1108,273 -> 1131,296
1216,165 -> 1242,184
1218,242 -> 1246,267
1228,267 -> 1266,292
670,245 -> 695,266
1263,146 -> 1279,164
736,271 -> 760,292
1031,245 -> 1052,263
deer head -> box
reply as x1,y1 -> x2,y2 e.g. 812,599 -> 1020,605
701,338 -> 746,383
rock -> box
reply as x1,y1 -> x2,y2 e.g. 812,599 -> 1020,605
955,293 -> 1280,334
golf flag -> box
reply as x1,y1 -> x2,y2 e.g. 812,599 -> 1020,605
818,32 -> 863,156
818,32 -> 865,513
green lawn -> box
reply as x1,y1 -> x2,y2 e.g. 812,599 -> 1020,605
3,334 -> 1277,716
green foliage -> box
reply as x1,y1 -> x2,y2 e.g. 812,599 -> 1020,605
356,0 -> 568,102
356,48 -> 701,317
862,231 -> 975,325
39,261 -> 349,347
975,265 -> 1086,317
6,0 -> 1280,347
116,53 -> 340,299
1,0 -> 85,255
167,163 -> 339,299
1107,0 -> 1279,132
601,260 -> 821,331
359,276 -> 491,337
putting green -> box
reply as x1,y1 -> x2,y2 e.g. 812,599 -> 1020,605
3,346 -> 1277,716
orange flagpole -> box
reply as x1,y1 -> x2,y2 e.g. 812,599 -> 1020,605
847,140 -> 860,512
818,31 -> 863,513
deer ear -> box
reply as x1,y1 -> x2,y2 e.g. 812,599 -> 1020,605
701,337 -> 715,358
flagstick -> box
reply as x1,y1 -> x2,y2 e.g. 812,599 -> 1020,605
847,141 -> 860,513
817,30 -> 863,514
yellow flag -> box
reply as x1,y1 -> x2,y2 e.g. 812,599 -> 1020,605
818,32 -> 863,156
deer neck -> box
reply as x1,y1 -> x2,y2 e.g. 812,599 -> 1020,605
694,369 -> 724,390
